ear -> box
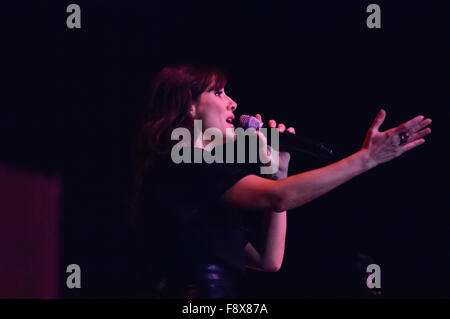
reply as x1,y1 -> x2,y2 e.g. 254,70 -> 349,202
188,104 -> 197,119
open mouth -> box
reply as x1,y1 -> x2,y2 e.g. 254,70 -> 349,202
225,117 -> 235,126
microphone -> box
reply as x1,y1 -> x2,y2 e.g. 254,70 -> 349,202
238,115 -> 334,160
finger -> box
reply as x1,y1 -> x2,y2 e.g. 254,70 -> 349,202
409,127 -> 431,142
253,131 -> 271,162
255,113 -> 262,122
400,118 -> 432,141
286,127 -> 296,134
401,138 -> 425,153
268,119 -> 277,128
278,123 -> 286,133
396,115 -> 425,133
413,118 -> 432,133
369,109 -> 386,132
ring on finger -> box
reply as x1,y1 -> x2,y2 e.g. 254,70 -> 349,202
399,132 -> 409,145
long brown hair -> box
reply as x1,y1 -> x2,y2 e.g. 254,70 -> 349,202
128,64 -> 227,222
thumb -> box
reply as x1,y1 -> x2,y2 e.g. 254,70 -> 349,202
253,130 -> 271,161
253,130 -> 267,145
370,109 -> 386,132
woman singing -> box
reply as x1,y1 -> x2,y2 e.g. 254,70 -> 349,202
130,64 -> 432,298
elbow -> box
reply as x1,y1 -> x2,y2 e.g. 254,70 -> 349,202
267,181 -> 288,213
262,260 -> 283,272
261,253 -> 284,272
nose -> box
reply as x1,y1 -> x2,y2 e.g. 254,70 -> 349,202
228,98 -> 237,112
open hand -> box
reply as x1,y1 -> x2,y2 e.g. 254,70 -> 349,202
360,109 -> 432,168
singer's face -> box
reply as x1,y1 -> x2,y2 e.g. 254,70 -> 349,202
192,83 -> 238,145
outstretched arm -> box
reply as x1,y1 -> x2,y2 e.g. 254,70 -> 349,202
223,109 -> 432,213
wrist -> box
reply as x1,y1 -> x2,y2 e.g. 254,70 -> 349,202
355,149 -> 377,171
269,169 -> 288,180
270,173 -> 287,180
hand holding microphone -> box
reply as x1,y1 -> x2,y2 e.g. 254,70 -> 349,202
246,114 -> 293,179
238,114 -> 334,160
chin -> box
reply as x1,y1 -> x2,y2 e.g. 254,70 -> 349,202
224,130 -> 236,143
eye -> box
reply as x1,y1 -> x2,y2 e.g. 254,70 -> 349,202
214,90 -> 224,97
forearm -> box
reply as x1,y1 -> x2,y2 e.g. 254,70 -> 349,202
273,150 -> 373,212
260,210 -> 286,271
244,211 -> 286,272
245,170 -> 288,272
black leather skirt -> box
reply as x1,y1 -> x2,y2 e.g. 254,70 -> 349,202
155,263 -> 240,298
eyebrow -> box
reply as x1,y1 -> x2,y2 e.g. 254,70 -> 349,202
208,86 -> 223,92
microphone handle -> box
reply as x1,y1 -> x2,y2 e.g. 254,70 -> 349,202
264,127 -> 334,160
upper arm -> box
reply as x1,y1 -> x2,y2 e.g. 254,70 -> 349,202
221,174 -> 281,212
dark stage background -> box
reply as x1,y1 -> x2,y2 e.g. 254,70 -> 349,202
2,0 -> 449,298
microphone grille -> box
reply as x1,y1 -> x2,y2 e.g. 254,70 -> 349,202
239,115 -> 263,129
